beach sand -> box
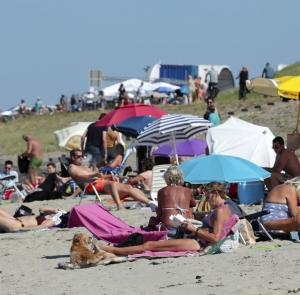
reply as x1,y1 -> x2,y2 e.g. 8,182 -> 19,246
0,196 -> 300,295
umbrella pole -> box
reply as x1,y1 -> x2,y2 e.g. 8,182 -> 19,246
171,132 -> 179,165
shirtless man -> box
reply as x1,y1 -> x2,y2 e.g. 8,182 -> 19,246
68,149 -> 152,210
268,136 -> 300,189
148,165 -> 196,233
22,134 -> 43,186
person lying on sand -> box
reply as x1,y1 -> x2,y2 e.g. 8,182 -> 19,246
95,182 -> 237,255
0,207 -> 66,233
261,177 -> 300,232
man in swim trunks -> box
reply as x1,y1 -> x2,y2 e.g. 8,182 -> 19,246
22,134 -> 43,187
68,149 -> 152,210
261,177 -> 300,232
267,136 -> 300,189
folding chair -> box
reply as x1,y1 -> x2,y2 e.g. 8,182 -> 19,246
58,155 -> 103,204
0,175 -> 26,200
240,210 -> 274,241
150,164 -> 170,202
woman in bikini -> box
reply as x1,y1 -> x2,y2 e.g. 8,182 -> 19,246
0,207 -> 64,233
147,165 -> 196,233
96,182 -> 237,255
261,177 -> 300,232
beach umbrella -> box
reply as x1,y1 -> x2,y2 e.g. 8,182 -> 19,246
54,122 -> 92,150
152,139 -> 207,157
137,114 -> 212,163
246,78 -> 279,97
180,154 -> 270,184
95,103 -> 166,127
114,115 -> 157,138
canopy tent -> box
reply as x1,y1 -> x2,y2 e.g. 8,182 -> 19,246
206,117 -> 276,168
102,79 -> 156,97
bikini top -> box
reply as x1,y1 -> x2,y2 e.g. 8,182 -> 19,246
161,204 -> 190,215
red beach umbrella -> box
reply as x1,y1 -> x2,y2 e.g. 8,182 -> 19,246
95,103 -> 166,127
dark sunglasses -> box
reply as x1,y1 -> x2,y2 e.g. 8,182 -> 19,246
74,154 -> 83,159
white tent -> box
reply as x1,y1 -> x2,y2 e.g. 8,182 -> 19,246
54,122 -> 92,150
151,82 -> 180,91
102,79 -> 156,97
206,117 -> 276,168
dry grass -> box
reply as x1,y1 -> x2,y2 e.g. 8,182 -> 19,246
0,89 -> 299,156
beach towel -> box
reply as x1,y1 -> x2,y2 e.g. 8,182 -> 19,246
68,203 -> 167,245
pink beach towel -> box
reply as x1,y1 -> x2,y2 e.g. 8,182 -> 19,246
68,203 -> 167,245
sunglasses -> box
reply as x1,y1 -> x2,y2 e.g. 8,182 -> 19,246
74,154 -> 83,159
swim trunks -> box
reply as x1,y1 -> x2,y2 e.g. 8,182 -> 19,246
261,202 -> 289,224
29,157 -> 43,169
86,178 -> 106,194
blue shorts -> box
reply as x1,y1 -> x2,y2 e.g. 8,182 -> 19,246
261,202 -> 289,224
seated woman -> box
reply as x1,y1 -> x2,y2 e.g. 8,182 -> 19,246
261,177 -> 300,232
0,207 -> 65,233
147,165 -> 196,233
96,182 -> 237,255
100,144 -> 124,174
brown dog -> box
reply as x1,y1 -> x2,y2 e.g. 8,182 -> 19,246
58,232 -> 127,270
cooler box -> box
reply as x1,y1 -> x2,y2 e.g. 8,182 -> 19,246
238,181 -> 265,204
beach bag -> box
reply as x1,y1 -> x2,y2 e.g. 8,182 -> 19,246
205,232 -> 239,254
18,155 -> 30,174
287,129 -> 300,151
238,219 -> 256,245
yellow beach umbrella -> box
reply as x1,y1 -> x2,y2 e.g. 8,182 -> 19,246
278,76 -> 300,130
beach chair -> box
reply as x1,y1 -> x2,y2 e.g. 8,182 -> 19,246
58,155 -> 103,204
150,164 -> 170,202
100,144 -> 135,177
0,175 -> 26,201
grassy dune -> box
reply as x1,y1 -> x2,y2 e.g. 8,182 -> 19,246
1,62 -> 300,156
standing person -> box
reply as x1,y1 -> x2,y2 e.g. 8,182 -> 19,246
236,66 -> 249,99
59,95 -> 66,111
262,62 -> 275,79
266,136 -> 300,189
34,97 -> 42,114
70,95 -> 78,112
187,75 -> 195,104
136,81 -> 145,103
118,84 -> 126,106
205,66 -> 219,99
18,100 -> 27,116
22,134 -> 43,187
81,113 -> 108,167
203,98 -> 221,126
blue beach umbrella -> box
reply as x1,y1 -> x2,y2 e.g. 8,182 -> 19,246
114,115 -> 157,138
180,154 -> 270,184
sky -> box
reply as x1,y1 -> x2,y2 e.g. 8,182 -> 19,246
0,0 -> 300,109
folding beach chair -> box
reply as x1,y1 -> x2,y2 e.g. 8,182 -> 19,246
150,164 -> 170,202
0,175 -> 26,200
58,155 -> 103,204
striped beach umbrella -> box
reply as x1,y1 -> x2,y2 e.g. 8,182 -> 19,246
137,114 -> 212,163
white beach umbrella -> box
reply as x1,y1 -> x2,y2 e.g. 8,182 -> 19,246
137,114 -> 212,164
54,122 -> 92,150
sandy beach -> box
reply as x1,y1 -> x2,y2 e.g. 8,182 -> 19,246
0,195 -> 300,295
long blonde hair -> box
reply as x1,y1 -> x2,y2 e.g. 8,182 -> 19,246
285,177 -> 300,197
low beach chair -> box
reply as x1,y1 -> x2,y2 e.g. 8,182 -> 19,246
150,164 -> 170,202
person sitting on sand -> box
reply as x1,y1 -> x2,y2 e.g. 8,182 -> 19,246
267,136 -> 300,189
147,165 -> 196,234
99,143 -> 124,174
0,207 -> 65,233
261,177 -> 300,232
95,182 -> 237,255
68,149 -> 153,210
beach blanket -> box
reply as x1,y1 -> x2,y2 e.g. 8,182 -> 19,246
68,203 -> 167,245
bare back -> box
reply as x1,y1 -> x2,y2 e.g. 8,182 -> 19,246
157,185 -> 195,229
273,149 -> 300,177
27,138 -> 43,158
